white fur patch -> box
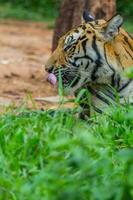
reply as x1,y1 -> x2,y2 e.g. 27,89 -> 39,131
64,29 -> 83,50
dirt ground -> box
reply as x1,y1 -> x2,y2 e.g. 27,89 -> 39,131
0,20 -> 63,110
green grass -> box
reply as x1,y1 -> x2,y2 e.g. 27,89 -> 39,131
0,3 -> 57,22
0,102 -> 133,200
124,20 -> 133,33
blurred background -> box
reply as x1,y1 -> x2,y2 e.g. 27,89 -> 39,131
0,0 -> 132,109
0,0 -> 132,29
0,0 -> 132,50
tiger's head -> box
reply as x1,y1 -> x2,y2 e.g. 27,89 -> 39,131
45,12 -> 133,94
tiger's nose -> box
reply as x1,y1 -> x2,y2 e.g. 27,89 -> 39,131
45,65 -> 54,73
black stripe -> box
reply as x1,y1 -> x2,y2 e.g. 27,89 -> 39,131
115,74 -> 121,89
91,35 -> 102,81
85,61 -> 90,69
104,85 -> 116,96
118,79 -> 132,92
92,105 -> 103,113
124,36 -> 133,52
69,75 -> 80,87
74,55 -> 93,63
82,39 -> 88,55
102,88 -> 116,101
87,86 -> 110,105
111,74 -> 117,87
69,60 -> 77,67
89,23 -> 95,28
80,35 -> 86,40
123,46 -> 133,59
91,60 -> 102,81
75,29 -> 79,33
84,55 -> 93,62
103,44 -> 116,87
92,35 -> 101,59
81,24 -> 86,30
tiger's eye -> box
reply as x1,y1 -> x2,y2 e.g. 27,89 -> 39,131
87,31 -> 92,34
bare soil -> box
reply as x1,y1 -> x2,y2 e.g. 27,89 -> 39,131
0,20 -> 61,110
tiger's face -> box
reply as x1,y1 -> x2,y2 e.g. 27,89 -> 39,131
45,13 -> 124,94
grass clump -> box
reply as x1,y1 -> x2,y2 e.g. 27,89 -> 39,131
0,103 -> 133,200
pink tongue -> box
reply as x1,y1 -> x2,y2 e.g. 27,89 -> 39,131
47,73 -> 57,86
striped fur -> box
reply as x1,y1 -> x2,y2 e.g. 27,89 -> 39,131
45,14 -> 133,116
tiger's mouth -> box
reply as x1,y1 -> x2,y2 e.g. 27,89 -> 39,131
46,69 -> 90,95
47,72 -> 70,87
47,73 -> 57,86
46,69 -> 80,88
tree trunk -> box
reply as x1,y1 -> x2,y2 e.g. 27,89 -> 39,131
52,0 -> 116,51
52,0 -> 84,52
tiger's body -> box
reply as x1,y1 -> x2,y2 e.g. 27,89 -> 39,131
45,12 -> 133,117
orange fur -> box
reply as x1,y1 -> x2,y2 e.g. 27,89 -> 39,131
46,20 -> 133,72
45,15 -> 133,116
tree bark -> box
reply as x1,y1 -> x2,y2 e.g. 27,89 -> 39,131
52,0 -> 84,51
52,0 -> 116,51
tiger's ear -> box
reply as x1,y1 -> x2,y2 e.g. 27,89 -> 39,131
82,10 -> 94,23
103,14 -> 123,40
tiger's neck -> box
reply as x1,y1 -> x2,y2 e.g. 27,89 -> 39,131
80,29 -> 133,115
105,29 -> 133,70
102,29 -> 133,95
87,81 -> 133,115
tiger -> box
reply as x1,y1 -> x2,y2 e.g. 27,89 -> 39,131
45,11 -> 133,117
